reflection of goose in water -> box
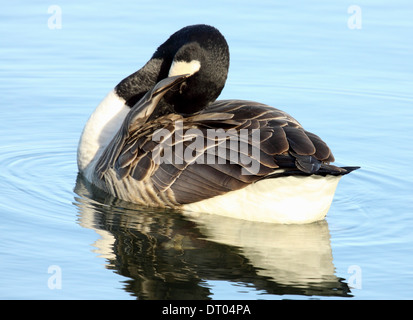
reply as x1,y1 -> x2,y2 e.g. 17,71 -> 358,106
74,175 -> 351,299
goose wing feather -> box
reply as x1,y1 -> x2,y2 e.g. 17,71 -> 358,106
97,90 -> 342,204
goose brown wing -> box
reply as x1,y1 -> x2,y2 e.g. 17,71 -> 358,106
203,100 -> 335,163
97,93 -> 339,205
168,100 -> 339,203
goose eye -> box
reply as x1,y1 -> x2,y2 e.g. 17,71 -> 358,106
179,82 -> 187,94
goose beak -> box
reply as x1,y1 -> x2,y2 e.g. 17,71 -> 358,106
127,74 -> 190,124
151,74 -> 190,99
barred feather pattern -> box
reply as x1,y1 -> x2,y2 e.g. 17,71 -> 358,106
94,96 -> 349,206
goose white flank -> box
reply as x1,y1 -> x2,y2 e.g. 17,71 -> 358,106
77,24 -> 359,223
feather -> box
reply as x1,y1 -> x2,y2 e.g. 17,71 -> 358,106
305,131 -> 334,162
96,89 -> 348,206
283,126 -> 316,155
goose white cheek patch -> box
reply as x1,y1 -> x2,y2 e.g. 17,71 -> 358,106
168,60 -> 201,77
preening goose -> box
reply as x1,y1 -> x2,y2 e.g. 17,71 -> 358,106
77,24 -> 358,223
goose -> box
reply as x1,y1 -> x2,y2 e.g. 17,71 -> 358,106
77,24 -> 358,224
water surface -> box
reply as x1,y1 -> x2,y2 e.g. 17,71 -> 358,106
1,1 -> 413,299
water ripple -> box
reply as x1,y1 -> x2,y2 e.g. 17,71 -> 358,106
329,165 -> 412,250
0,140 -> 77,219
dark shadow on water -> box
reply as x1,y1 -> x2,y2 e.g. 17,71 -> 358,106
73,174 -> 352,299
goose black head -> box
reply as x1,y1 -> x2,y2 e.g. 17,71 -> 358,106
115,24 -> 230,116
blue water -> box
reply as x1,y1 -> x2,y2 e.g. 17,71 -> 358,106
1,0 -> 413,299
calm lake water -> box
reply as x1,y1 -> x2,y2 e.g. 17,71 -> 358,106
1,1 -> 413,299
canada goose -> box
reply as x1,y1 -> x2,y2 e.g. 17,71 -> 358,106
77,24 -> 358,223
